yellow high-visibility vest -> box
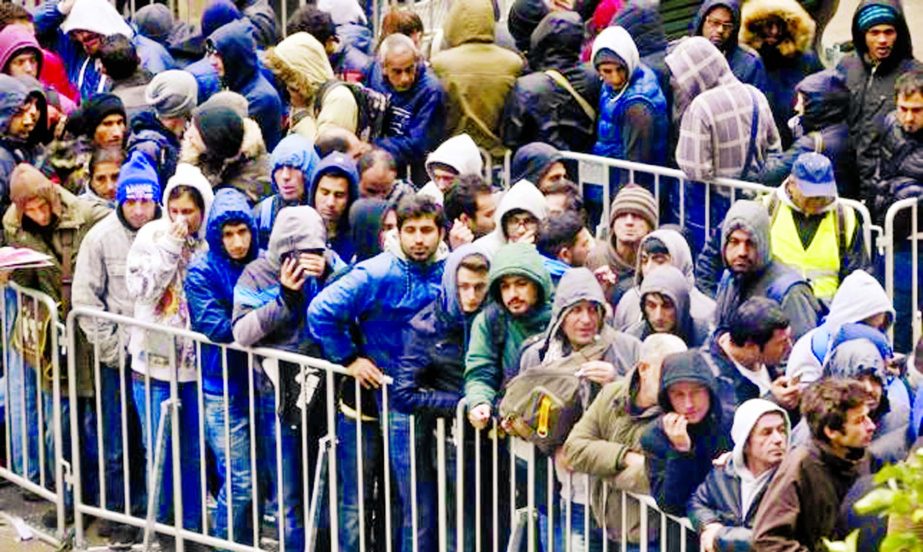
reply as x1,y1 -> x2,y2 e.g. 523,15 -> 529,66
767,199 -> 855,301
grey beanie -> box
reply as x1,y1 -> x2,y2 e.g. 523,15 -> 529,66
199,90 -> 249,120
145,70 -> 198,117
134,4 -> 174,43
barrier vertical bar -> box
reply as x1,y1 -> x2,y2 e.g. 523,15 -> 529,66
327,367 -> 340,552
436,417 -> 447,552
382,384 -> 394,552
410,414 -> 419,552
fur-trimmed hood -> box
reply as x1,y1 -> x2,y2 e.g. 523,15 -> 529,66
263,32 -> 333,104
181,116 -> 266,167
180,116 -> 271,202
739,0 -> 815,58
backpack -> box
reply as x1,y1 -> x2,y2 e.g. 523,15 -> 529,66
499,336 -> 610,455
314,80 -> 390,142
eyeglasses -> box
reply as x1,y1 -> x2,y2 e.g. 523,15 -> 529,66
506,214 -> 538,229
704,17 -> 735,32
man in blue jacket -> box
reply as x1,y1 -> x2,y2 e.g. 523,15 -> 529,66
367,33 -> 446,186
206,19 -> 283,150
185,188 -> 258,546
308,194 -> 447,552
254,134 -> 320,249
307,151 -> 360,262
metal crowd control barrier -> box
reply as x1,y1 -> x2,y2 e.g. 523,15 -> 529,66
558,152 -> 877,260
883,197 -> 922,351
0,282 -> 68,547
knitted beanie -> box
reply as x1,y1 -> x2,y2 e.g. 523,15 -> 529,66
133,3 -> 174,43
145,70 -> 198,118
193,104 -> 244,160
66,94 -> 126,139
609,184 -> 657,228
856,3 -> 898,33
116,151 -> 162,205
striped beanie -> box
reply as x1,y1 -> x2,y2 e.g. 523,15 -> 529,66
609,184 -> 658,229
856,3 -> 898,32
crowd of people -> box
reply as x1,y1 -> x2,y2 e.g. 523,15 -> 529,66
1,0 -> 922,550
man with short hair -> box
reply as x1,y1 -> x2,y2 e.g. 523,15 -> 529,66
127,69 -> 198,188
367,32 -> 446,185
307,151 -> 359,261
536,211 -> 594,284
586,184 -> 658,307
542,179 -> 585,219
688,398 -> 790,552
315,126 -> 369,160
253,134 -> 320,249
713,200 -> 822,341
308,194 -> 448,551
444,173 -> 496,249
838,0 -> 922,186
689,0 -> 768,89
98,34 -> 152,118
626,265 -> 711,347
874,71 -> 923,222
751,378 -> 875,550
357,147 -> 414,203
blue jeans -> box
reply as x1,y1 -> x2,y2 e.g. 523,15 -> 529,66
7,355 -> 41,484
553,502 -> 604,552
204,392 -> 253,545
389,410 -> 436,552
46,392 -> 99,510
96,366 -> 146,514
336,412 -> 384,552
131,376 -> 202,531
675,181 -> 733,254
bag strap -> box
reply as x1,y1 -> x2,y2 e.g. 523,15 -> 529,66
544,69 -> 596,122
811,131 -> 824,153
739,87 -> 761,181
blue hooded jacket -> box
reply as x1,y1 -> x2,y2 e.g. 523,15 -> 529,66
254,134 -> 320,249
393,244 -> 491,415
207,19 -> 283,150
307,152 -> 360,262
126,110 -> 182,191
689,0 -> 768,91
186,188 -> 258,396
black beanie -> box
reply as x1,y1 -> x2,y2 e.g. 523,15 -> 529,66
193,104 -> 244,160
66,93 -> 126,139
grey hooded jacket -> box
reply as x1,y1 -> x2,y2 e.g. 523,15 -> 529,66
625,264 -> 711,347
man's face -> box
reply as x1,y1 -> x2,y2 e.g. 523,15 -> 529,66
598,62 -> 628,91
758,327 -> 793,366
667,381 -> 711,424
399,215 -> 443,262
23,197 -> 52,227
456,265 -> 489,314
787,180 -> 834,216
859,376 -> 884,414
432,167 -> 458,192
383,49 -> 417,92
94,114 -> 126,149
724,229 -> 758,273
563,228 -> 594,267
612,212 -> 651,247
7,98 -> 39,139
753,15 -> 785,47
897,92 -> 923,135
286,84 -> 307,107
7,50 -> 39,78
545,192 -> 568,217
746,412 -> 788,469
472,192 -> 497,238
499,275 -> 539,316
208,50 -> 225,78
221,222 -> 252,261
72,30 -> 103,55
275,166 -> 305,202
701,6 -> 735,49
359,162 -> 396,199
381,209 -> 397,235
826,404 -> 876,451
640,249 -> 671,277
865,24 -> 897,63
643,293 -> 677,334
168,193 -> 203,235
561,300 -> 601,348
90,161 -> 120,201
121,198 -> 157,230
314,175 -> 350,227
503,210 -> 539,243
538,162 -> 567,191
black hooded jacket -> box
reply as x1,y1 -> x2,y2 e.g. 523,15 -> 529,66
501,11 -> 601,153
689,0 -> 769,90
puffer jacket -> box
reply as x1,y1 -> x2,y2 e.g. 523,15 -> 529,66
306,152 -> 360,262
393,244 -> 490,416
125,163 -> 214,382
0,75 -> 49,216
501,11 -> 601,153
739,0 -> 824,148
874,112 -> 923,225
688,0 -> 769,90
625,265 -> 711,347
611,4 -> 670,102
186,189 -> 258,397
431,0 -> 524,158
207,19 -> 283,150
126,110 -> 182,190
254,134 -> 320,249
837,0 -> 922,188
464,242 -> 552,409
34,0 -> 174,100
760,70 -> 857,198
367,59 -> 447,186
591,27 -> 668,166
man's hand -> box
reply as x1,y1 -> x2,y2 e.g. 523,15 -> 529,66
593,266 -> 617,293
770,376 -> 802,411
577,360 -> 617,384
347,357 -> 384,389
296,253 -> 326,279
280,256 -> 307,292
169,215 -> 189,240
623,450 -> 645,470
663,412 -> 691,453
0,269 -> 11,287
511,227 -> 536,245
555,446 -> 572,472
467,403 -> 491,430
701,523 -> 723,552
448,219 -> 475,250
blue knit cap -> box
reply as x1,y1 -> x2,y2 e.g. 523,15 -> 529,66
856,3 -> 898,32
116,151 -> 162,205
792,152 -> 837,198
